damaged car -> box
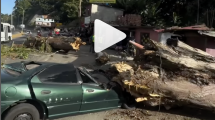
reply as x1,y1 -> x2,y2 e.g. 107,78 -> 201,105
1,61 -> 136,120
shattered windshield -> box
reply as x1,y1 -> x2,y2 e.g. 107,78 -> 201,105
78,67 -> 99,84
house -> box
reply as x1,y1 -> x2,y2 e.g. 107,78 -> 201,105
35,15 -> 55,28
113,26 -> 158,44
114,25 -> 215,57
154,25 -> 215,57
83,5 -> 215,56
84,4 -> 123,25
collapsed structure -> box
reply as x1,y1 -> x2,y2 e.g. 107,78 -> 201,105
103,38 -> 215,110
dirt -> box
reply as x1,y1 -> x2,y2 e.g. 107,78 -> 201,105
58,106 -> 214,120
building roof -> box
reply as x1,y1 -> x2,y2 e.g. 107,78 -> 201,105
198,31 -> 215,38
113,25 -> 155,29
155,24 -> 212,32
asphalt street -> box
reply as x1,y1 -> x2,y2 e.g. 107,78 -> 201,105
2,31 -> 49,46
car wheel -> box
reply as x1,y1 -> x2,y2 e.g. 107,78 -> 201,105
3,103 -> 40,120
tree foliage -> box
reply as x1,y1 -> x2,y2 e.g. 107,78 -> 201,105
11,0 -> 215,27
1,13 -> 11,23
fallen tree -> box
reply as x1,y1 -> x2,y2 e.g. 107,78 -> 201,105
102,39 -> 215,111
24,36 -> 86,52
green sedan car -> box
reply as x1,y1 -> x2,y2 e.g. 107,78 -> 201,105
1,61 -> 136,120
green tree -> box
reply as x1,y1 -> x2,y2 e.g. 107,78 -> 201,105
1,13 -> 11,23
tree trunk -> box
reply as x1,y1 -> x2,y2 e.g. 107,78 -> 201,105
79,0 -> 82,17
24,36 -> 86,52
103,39 -> 215,111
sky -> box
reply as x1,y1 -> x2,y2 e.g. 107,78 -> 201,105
1,0 -> 15,14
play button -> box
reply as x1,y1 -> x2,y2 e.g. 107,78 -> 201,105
94,19 -> 126,53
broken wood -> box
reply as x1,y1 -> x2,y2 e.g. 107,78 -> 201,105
103,39 -> 215,111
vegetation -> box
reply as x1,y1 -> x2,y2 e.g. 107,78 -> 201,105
4,0 -> 215,28
1,13 -> 11,23
1,45 -> 36,59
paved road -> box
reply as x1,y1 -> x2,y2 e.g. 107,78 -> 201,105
2,31 -> 49,46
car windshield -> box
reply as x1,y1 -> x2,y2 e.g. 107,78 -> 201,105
78,67 -> 99,84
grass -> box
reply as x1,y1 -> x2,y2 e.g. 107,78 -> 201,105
1,45 -> 37,60
1,39 -> 53,67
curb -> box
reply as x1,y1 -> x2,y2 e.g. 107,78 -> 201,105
12,33 -> 23,39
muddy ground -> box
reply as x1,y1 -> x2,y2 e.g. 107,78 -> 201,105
2,44 -> 214,120
58,106 -> 214,120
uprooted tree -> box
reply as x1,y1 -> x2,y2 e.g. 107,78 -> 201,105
102,38 -> 215,111
24,36 -> 86,52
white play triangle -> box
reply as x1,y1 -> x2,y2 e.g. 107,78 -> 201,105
94,19 -> 126,53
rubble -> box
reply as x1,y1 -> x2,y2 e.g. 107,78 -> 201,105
102,39 -> 215,111
95,52 -> 110,65
24,36 -> 86,53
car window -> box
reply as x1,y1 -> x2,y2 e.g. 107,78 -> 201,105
79,71 -> 95,84
37,64 -> 77,83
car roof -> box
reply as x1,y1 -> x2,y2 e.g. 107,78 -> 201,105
19,62 -> 76,79
3,61 -> 76,75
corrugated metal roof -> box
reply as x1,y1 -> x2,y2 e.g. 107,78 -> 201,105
155,24 -> 212,32
198,31 -> 215,38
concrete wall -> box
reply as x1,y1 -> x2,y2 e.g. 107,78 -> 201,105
90,4 -> 123,23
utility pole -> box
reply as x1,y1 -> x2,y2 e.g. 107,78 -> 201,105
79,0 -> 82,17
22,9 -> 25,26
19,7 -> 25,32
11,12 -> 13,25
79,0 -> 82,27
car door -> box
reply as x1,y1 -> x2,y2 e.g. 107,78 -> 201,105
30,64 -> 83,118
78,70 -> 120,112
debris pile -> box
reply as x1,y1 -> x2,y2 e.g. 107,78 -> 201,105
103,39 -> 215,110
24,36 -> 86,52
95,52 -> 110,65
